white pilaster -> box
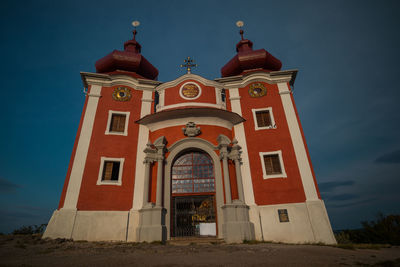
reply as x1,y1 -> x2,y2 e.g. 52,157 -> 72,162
277,83 -> 318,200
132,90 -> 153,209
63,85 -> 102,209
229,88 -> 255,205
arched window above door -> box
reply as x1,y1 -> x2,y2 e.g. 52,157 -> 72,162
172,151 -> 215,194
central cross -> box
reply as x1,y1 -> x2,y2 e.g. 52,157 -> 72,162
180,57 -> 197,74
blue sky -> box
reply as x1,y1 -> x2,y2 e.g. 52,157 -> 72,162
0,0 -> 399,234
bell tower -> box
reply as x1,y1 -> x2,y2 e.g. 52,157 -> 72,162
215,21 -> 336,244
43,21 -> 161,241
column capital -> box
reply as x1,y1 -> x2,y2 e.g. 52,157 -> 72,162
143,141 -> 157,164
217,134 -> 231,160
217,134 -> 231,147
154,136 -> 167,158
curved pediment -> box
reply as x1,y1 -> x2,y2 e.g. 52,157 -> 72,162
155,73 -> 223,92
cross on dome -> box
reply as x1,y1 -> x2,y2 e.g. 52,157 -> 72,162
180,57 -> 197,74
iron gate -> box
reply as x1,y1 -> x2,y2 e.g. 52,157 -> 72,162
172,195 -> 216,237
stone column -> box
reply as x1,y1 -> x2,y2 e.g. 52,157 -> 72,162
220,137 -> 255,243
217,135 -> 232,204
143,142 -> 157,207
229,138 -> 245,203
136,138 -> 167,243
154,137 -> 166,208
142,160 -> 152,206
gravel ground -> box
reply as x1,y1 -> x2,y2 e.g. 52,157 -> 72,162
0,235 -> 399,266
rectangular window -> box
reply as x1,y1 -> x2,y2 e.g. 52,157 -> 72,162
105,111 -> 130,136
256,110 -> 272,128
109,114 -> 126,133
263,154 -> 282,175
102,161 -> 120,181
252,107 -> 276,130
97,157 -> 124,185
259,151 -> 287,179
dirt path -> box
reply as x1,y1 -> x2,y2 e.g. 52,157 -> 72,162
0,235 -> 399,266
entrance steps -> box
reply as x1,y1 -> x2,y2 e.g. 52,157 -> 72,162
168,237 -> 224,245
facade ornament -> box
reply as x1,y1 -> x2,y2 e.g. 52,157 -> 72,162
143,141 -> 157,163
217,134 -> 232,204
228,138 -> 242,163
228,138 -> 245,203
182,122 -> 201,137
153,136 -> 167,207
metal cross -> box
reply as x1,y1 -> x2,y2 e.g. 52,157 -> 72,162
180,57 -> 197,74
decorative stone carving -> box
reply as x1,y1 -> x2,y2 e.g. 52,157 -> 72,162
182,122 -> 201,137
112,87 -> 132,101
228,138 -> 242,163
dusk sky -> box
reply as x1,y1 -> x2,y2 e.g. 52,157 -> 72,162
1,0 -> 399,234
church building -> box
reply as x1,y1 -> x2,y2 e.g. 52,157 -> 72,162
43,22 -> 336,244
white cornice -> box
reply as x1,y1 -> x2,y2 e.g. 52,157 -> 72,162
214,70 -> 298,88
80,69 -> 298,92
136,107 -> 245,127
80,72 -> 162,91
155,73 -> 223,92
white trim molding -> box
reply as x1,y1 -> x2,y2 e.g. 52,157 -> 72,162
63,85 -> 102,209
105,110 -> 130,136
277,83 -> 318,200
147,117 -> 234,131
179,81 -> 202,100
259,150 -> 287,179
252,107 -> 276,130
229,88 -> 256,205
132,90 -> 153,210
215,70 -> 298,88
157,102 -> 225,111
97,157 -> 125,186
80,72 -> 161,92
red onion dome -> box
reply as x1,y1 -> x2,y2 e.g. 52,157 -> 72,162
221,29 -> 282,77
95,29 -> 158,80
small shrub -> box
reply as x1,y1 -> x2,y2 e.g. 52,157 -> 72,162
335,214 -> 400,245
12,224 -> 47,235
335,231 -> 352,244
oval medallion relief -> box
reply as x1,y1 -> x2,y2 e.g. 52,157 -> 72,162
180,82 -> 201,100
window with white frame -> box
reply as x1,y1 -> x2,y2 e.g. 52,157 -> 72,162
259,151 -> 287,179
105,110 -> 130,136
97,157 -> 124,185
252,107 -> 276,130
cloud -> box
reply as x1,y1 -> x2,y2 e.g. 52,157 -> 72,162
318,180 -> 355,193
15,205 -> 49,211
0,209 -> 38,219
375,149 -> 400,164
327,193 -> 358,202
0,178 -> 21,193
327,198 -> 376,209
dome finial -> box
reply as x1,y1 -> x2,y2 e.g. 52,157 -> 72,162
132,20 -> 140,40
236,20 -> 244,40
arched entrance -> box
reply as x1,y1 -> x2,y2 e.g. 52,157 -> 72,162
171,151 -> 217,237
